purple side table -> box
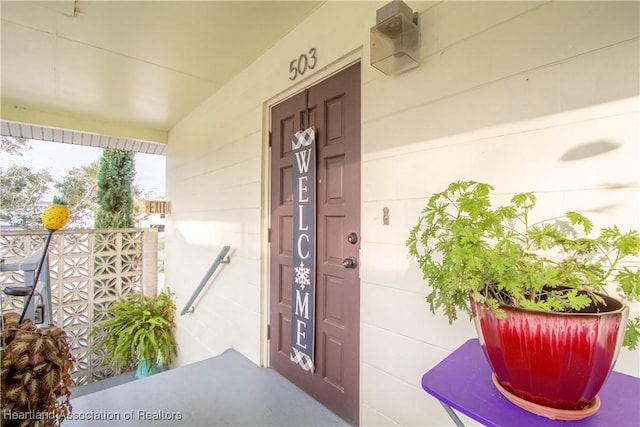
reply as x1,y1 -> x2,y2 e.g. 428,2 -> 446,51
421,339 -> 640,427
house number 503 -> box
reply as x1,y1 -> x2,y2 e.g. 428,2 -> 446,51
289,48 -> 317,80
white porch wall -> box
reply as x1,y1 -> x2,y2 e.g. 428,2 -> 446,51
166,1 -> 639,426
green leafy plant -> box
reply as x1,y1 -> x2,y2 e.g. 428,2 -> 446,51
90,289 -> 177,371
407,181 -> 640,349
1,313 -> 74,427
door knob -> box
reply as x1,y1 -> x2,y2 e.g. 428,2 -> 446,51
342,256 -> 358,269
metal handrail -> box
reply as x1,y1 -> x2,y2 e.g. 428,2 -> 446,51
180,246 -> 231,315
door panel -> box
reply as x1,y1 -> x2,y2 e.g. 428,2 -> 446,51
269,63 -> 360,426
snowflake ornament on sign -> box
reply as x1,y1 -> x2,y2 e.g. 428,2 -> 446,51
294,261 -> 311,290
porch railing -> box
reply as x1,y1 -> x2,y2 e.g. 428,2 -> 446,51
0,228 -> 158,386
180,245 -> 231,315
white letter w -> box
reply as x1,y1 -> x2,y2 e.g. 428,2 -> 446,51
295,149 -> 312,173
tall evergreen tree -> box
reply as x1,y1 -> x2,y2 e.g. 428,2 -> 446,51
95,149 -> 135,228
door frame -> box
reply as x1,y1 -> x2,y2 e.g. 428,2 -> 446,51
260,48 -> 363,368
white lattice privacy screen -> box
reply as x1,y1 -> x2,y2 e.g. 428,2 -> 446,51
0,229 -> 158,385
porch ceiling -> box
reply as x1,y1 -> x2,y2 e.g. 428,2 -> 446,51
0,0 -> 323,154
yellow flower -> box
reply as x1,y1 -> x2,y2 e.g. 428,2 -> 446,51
41,204 -> 70,230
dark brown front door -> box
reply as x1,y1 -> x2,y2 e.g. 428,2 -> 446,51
269,62 -> 361,425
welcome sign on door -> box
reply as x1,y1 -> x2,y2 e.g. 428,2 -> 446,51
290,127 -> 316,372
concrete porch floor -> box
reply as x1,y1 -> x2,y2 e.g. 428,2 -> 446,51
67,349 -> 349,426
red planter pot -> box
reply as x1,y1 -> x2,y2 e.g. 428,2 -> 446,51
471,296 -> 628,412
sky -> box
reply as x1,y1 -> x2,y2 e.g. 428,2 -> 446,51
3,139 -> 166,199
